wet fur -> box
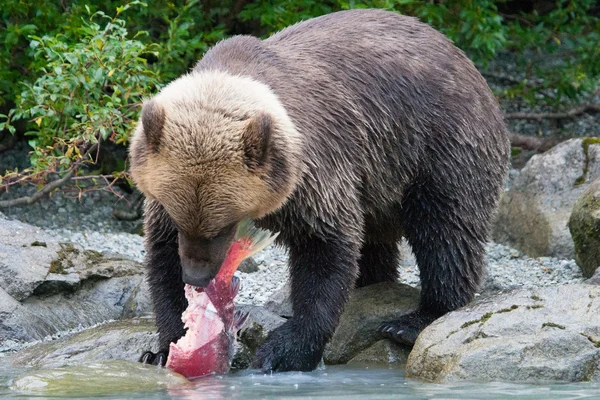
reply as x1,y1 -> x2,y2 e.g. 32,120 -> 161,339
131,9 -> 510,371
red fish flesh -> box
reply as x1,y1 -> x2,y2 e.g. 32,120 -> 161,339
165,219 -> 278,379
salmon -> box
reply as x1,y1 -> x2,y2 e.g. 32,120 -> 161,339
165,219 -> 278,379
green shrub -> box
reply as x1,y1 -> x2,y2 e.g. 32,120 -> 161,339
2,2 -> 160,179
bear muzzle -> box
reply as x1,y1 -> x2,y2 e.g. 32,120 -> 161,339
178,232 -> 232,288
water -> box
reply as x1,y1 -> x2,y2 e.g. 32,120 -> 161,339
2,357 -> 600,400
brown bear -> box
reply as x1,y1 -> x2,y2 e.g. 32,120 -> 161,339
129,9 -> 510,372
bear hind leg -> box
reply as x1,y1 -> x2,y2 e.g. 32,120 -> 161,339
355,241 -> 399,288
379,179 -> 488,345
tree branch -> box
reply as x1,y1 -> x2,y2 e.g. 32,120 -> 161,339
0,143 -> 98,209
0,170 -> 75,208
505,104 -> 600,121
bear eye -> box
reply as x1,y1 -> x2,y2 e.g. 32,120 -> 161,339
214,222 -> 236,239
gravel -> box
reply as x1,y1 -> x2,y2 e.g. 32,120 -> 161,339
0,212 -> 585,306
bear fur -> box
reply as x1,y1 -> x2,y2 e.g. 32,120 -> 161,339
129,9 -> 510,372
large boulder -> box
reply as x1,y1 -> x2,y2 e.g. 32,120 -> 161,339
569,179 -> 600,278
493,138 -> 600,259
324,282 -> 418,364
0,218 -> 151,349
10,318 -> 159,369
407,284 -> 600,383
347,339 -> 409,366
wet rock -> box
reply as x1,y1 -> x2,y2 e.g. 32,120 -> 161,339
11,360 -> 186,397
238,257 -> 260,274
569,179 -> 600,278
231,305 -> 287,370
407,284 -> 600,383
10,318 -> 159,369
0,219 -> 149,348
264,283 -> 293,318
493,138 -> 600,259
347,339 -> 409,366
2,275 -> 145,347
324,282 -> 418,365
122,278 -> 153,318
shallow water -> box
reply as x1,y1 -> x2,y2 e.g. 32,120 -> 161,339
2,356 -> 600,400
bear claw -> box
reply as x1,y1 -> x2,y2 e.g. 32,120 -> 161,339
139,350 -> 168,366
378,311 -> 437,346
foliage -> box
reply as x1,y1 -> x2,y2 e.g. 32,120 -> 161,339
1,0 -> 599,193
502,0 -> 600,105
2,2 -> 160,179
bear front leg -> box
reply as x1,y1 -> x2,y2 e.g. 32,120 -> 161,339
138,200 -> 187,366
253,234 -> 359,372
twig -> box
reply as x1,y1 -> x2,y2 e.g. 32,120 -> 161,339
509,132 -> 566,153
71,174 -> 116,181
0,143 -> 98,208
505,104 -> 600,121
0,170 -> 75,208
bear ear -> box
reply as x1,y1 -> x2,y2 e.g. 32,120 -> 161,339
141,99 -> 165,152
241,112 -> 272,170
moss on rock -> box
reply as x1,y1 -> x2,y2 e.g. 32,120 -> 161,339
575,138 -> 600,186
569,179 -> 600,278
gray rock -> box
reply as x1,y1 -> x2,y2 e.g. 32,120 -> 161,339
231,305 -> 287,370
0,219 -> 57,300
493,138 -> 600,259
585,267 -> 600,285
264,283 -> 293,318
347,339 -> 409,366
10,318 -> 159,369
0,286 -> 19,317
324,282 -> 418,365
407,284 -> 600,383
0,218 -> 150,348
569,179 -> 600,278
1,275 -> 145,347
122,277 -> 153,318
238,257 -> 260,273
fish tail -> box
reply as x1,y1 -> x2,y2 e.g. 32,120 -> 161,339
235,218 -> 279,258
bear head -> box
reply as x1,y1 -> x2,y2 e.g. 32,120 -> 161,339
129,70 -> 302,287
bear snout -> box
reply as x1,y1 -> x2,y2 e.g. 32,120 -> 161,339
180,258 -> 217,288
178,232 -> 230,287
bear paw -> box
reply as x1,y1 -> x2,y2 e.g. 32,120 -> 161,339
139,350 -> 168,366
378,311 -> 437,345
252,321 -> 324,373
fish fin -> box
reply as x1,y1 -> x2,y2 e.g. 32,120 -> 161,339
231,276 -> 241,298
235,218 -> 279,258
234,309 -> 249,331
